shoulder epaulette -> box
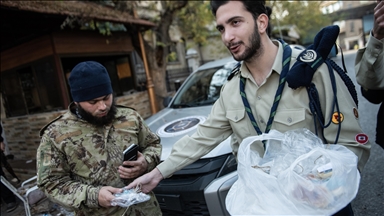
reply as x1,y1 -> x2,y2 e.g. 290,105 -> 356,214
116,105 -> 136,111
228,62 -> 241,81
39,115 -> 63,137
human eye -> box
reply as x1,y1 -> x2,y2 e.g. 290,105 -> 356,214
232,19 -> 241,26
103,95 -> 111,101
216,25 -> 224,33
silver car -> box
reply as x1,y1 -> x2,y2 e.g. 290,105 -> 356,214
146,56 -> 239,216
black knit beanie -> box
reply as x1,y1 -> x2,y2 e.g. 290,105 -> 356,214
69,61 -> 113,102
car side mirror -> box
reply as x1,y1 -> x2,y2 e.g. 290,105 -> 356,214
163,96 -> 172,107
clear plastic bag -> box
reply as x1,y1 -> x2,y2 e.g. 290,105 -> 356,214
226,128 -> 360,215
111,188 -> 150,208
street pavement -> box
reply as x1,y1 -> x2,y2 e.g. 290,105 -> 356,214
1,50 -> 383,216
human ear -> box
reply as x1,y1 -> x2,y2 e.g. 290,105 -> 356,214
257,14 -> 269,34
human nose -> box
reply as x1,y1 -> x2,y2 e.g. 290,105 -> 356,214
222,28 -> 235,44
96,100 -> 107,110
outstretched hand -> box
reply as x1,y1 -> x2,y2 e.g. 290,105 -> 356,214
126,168 -> 164,194
373,0 -> 384,39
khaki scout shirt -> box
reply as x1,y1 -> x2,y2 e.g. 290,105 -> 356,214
355,33 -> 384,90
158,40 -> 370,178
37,104 -> 162,216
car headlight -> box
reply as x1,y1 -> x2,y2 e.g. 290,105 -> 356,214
217,154 -> 237,178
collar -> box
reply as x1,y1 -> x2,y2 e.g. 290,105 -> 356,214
239,40 -> 285,80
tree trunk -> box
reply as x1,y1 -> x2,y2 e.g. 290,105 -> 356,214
143,1 -> 188,110
145,41 -> 168,110
130,1 -> 188,110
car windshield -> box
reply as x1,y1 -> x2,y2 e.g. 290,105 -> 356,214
171,61 -> 238,108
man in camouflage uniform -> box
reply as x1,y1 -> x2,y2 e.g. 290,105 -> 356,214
36,61 -> 162,215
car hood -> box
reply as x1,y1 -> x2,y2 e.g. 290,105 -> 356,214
145,106 -> 232,161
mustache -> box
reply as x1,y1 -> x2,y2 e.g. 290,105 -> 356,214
227,41 -> 243,48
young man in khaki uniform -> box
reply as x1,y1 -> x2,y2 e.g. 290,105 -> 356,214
355,0 -> 384,148
36,61 -> 162,215
129,1 -> 370,215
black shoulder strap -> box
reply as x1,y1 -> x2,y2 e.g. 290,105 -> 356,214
227,62 -> 241,81
326,52 -> 358,107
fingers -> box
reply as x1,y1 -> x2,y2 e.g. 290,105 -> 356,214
98,186 -> 123,207
125,168 -> 164,194
118,165 -> 140,179
118,166 -> 133,179
125,174 -> 151,191
119,152 -> 148,179
126,179 -> 139,190
122,151 -> 144,167
373,1 -> 384,39
107,186 -> 123,194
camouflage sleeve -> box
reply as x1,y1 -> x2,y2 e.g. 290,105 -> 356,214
36,132 -> 102,210
135,113 -> 162,172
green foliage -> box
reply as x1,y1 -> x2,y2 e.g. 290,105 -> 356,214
176,1 -> 218,46
167,51 -> 178,62
267,1 -> 332,45
156,41 -> 167,47
76,20 -> 127,35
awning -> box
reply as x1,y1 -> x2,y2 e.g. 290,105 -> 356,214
0,0 -> 156,28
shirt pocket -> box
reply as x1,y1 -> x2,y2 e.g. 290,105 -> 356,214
226,108 -> 251,138
226,109 -> 245,122
274,108 -> 306,131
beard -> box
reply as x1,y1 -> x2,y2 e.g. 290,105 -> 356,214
228,23 -> 262,62
76,100 -> 117,127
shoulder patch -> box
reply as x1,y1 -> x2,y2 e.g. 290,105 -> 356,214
39,115 -> 63,137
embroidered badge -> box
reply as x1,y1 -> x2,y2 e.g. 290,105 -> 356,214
353,107 -> 359,119
355,133 -> 368,145
299,49 -> 317,62
331,111 -> 344,124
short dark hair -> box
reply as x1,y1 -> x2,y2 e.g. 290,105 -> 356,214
210,1 -> 267,20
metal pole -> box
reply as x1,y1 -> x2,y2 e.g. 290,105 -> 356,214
1,176 -> 31,216
134,11 -> 158,114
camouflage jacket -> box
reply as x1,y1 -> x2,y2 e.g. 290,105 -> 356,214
37,104 -> 162,216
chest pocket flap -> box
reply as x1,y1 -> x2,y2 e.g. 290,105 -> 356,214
226,109 -> 245,123
274,108 -> 305,126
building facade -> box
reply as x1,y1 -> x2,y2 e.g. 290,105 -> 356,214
0,0 -> 156,180
320,1 -> 376,50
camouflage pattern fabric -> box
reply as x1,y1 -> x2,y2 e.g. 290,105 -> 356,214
36,103 -> 162,215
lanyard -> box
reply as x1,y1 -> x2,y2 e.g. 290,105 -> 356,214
240,40 -> 292,137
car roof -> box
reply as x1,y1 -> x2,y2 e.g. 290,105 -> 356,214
196,56 -> 237,71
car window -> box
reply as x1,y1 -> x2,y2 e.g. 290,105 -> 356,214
171,61 -> 237,108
